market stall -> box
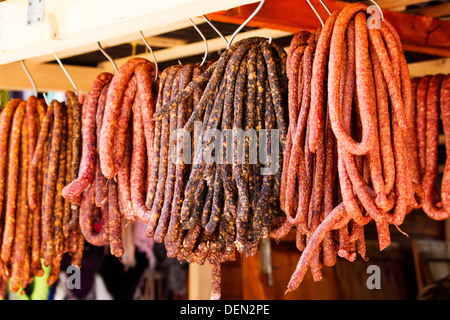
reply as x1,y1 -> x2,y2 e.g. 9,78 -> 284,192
0,0 -> 449,301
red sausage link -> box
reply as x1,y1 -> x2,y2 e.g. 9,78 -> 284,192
415,76 -> 432,180
286,203 -> 347,292
1,101 -> 26,262
108,179 -> 124,257
327,8 -> 376,156
0,99 -> 23,214
370,46 -> 395,196
100,58 -> 153,178
62,72 -> 113,203
368,27 -> 408,134
440,75 -> 450,213
308,10 -> 340,154
134,63 -> 157,172
130,93 -> 152,224
118,127 -> 135,221
422,74 -> 449,220
95,84 -> 110,208
113,75 -> 137,171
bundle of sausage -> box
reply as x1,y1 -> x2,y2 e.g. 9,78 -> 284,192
155,36 -> 288,299
412,73 -> 450,220
61,58 -> 158,259
142,62 -> 209,257
278,3 -> 424,292
0,93 -> 84,297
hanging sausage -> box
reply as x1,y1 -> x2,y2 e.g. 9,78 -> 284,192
277,3 -> 424,293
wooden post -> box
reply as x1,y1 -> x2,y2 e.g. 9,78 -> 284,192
188,262 -> 212,300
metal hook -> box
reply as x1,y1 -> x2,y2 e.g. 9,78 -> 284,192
53,52 -> 78,96
139,31 -> 159,83
98,41 -> 118,73
319,0 -> 331,16
307,0 -> 324,28
227,0 -> 265,49
189,18 -> 208,67
20,60 -> 38,97
201,15 -> 229,47
369,0 -> 384,21
42,93 -> 50,105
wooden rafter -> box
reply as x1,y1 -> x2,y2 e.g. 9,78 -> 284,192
408,57 -> 450,78
361,0 -> 430,10
135,36 -> 189,48
98,28 -> 292,72
406,2 -> 450,18
0,61 -> 100,94
0,0 -> 261,65
205,0 -> 450,57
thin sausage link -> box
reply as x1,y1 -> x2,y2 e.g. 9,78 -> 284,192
113,75 -> 137,170
100,59 -> 153,178
1,101 -> 26,262
9,117 -> 30,292
286,203 -> 347,292
62,73 -> 113,202
440,75 -> 450,213
370,46 -> 395,196
328,9 -> 376,156
368,27 -> 408,133
416,76 -> 432,180
422,74 -> 449,220
42,100 -> 64,267
308,10 -> 340,153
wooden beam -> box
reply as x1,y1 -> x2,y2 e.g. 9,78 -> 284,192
388,6 -> 408,13
188,262 -> 212,300
361,0 -> 430,9
0,0 -> 261,65
402,42 -> 450,57
408,57 -> 450,78
135,36 -> 189,48
98,28 -> 292,72
406,3 -> 450,18
206,0 -> 450,57
0,61 -> 101,94
29,19 -> 206,65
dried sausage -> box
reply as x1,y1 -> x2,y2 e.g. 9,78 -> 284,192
1,101 -> 26,262
9,117 -> 29,292
422,74 -> 449,220
118,126 -> 135,221
42,100 -> 64,267
100,59 -> 153,178
156,63 -> 195,241
95,84 -> 110,207
113,75 -> 137,170
62,73 -> 113,202
415,76 -> 432,180
286,202 -> 347,292
308,10 -> 340,153
440,75 -> 450,212
368,27 -> 407,133
134,63 -> 157,170
370,46 -> 395,196
327,8 -> 376,156
147,66 -> 182,235
146,66 -> 180,208
109,179 -> 124,257
131,94 -> 152,224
